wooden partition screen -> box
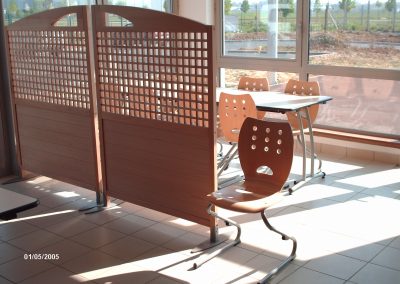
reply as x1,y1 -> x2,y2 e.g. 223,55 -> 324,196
92,6 -> 216,227
6,7 -> 99,193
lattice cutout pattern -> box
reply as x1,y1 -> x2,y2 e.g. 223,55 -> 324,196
8,30 -> 91,109
97,31 -> 210,127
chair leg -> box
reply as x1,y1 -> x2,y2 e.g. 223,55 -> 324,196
191,204 -> 241,270
217,145 -> 238,177
296,135 -> 322,172
258,211 -> 297,284
217,141 -> 224,158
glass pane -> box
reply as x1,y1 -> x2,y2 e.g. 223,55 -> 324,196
2,0 -> 94,26
311,75 -> 400,136
105,13 -> 133,27
223,0 -> 297,59
309,1 -> 400,69
105,0 -> 172,12
53,13 -> 78,27
222,68 -> 297,90
221,68 -> 298,121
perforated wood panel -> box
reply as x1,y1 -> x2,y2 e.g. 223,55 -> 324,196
6,7 -> 99,191
93,6 -> 216,227
97,31 -> 210,127
8,30 -> 90,109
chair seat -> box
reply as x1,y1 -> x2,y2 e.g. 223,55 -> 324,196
206,181 -> 284,213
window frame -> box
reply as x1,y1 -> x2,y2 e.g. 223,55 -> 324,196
216,0 -> 400,139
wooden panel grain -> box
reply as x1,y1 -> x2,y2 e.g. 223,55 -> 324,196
16,104 -> 98,190
103,118 -> 213,226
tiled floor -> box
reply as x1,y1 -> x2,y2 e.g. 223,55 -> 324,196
0,153 -> 399,284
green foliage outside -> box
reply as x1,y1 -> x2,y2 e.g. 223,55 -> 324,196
314,0 -> 322,15
240,0 -> 250,14
225,0 -> 233,15
279,0 -> 295,18
385,0 -> 397,11
224,0 -> 399,35
339,0 -> 356,27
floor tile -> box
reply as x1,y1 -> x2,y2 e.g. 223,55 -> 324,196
350,263 -> 400,284
0,276 -> 13,284
304,253 -> 366,280
162,232 -> 209,252
8,229 -> 64,252
100,235 -> 157,261
71,226 -> 126,249
0,155 -> 398,284
81,206 -> 129,225
19,267 -> 90,284
389,236 -> 400,249
133,222 -> 187,245
0,242 -> 25,264
243,253 -> 300,284
45,217 -> 98,238
0,221 -> 37,241
148,275 -> 187,284
36,191 -> 82,208
25,208 -> 80,228
103,213 -> 156,235
61,250 -> 123,275
161,246 -> 257,284
279,267 -> 344,284
15,203 -> 52,218
133,207 -> 175,222
0,257 -> 54,282
36,239 -> 92,264
91,262 -> 160,284
371,246 -> 400,271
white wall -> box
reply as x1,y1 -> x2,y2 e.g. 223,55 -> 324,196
178,0 -> 214,25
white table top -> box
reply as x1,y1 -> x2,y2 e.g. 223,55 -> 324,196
217,88 -> 332,113
0,187 -> 38,216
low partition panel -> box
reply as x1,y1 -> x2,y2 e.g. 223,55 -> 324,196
93,6 -> 216,227
6,7 -> 99,192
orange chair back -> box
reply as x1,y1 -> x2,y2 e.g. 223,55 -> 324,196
219,92 -> 258,143
284,79 -> 320,130
238,76 -> 269,92
238,117 -> 294,194
238,77 -> 269,119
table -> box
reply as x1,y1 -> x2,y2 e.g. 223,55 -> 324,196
0,188 -> 39,220
217,88 -> 333,191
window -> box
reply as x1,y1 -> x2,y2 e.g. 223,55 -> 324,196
2,0 -> 174,25
105,0 -> 173,12
221,68 -> 297,90
223,0 -> 298,60
2,0 -> 94,26
311,75 -> 400,136
219,1 -> 400,138
309,0 -> 400,70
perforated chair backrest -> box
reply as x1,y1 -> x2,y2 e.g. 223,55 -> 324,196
219,92 -> 258,143
238,76 -> 270,92
284,79 -> 320,130
238,117 -> 294,192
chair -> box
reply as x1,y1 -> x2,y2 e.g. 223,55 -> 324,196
217,92 -> 258,177
238,76 -> 269,120
193,117 -> 297,283
284,79 -> 320,130
284,79 -> 322,172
